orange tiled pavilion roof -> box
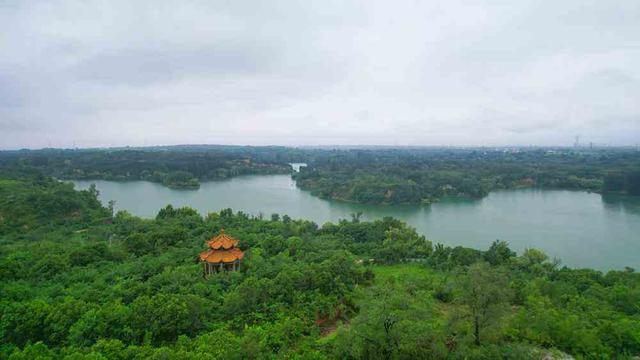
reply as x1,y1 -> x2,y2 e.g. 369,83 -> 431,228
199,229 -> 244,264
199,247 -> 244,263
206,229 -> 239,250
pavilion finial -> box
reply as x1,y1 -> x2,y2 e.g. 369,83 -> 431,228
220,228 -> 224,234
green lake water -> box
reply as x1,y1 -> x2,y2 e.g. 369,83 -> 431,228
73,175 -> 640,271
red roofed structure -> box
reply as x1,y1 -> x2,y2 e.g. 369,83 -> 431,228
200,229 -> 244,275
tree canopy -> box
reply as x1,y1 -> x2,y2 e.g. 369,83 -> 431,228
1,169 -> 639,358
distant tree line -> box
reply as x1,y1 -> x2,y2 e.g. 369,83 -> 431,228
294,148 -> 640,204
1,146 -> 639,200
0,146 -> 305,190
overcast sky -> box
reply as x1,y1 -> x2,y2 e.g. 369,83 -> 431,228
1,0 -> 639,149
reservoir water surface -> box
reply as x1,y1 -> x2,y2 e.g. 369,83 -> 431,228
73,175 -> 640,271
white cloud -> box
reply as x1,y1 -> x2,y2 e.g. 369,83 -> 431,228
0,0 -> 639,148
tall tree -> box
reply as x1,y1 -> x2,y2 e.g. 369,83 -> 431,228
457,262 -> 511,346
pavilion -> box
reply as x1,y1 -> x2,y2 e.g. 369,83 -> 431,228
199,229 -> 244,275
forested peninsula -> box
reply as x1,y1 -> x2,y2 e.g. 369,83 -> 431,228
1,168 -> 639,358
294,148 -> 640,205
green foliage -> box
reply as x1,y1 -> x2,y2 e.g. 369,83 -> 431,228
484,240 -> 516,266
376,227 -> 432,263
0,146 -> 296,190
604,170 -> 640,195
162,171 -> 200,189
455,262 -> 512,346
332,278 -> 444,359
1,170 -> 640,358
295,148 -> 640,204
0,173 -> 108,235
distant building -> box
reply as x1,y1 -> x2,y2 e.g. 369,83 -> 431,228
199,229 -> 244,276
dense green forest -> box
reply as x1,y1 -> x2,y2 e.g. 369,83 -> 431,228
0,146 -> 298,189
294,148 -> 640,204
1,169 -> 639,359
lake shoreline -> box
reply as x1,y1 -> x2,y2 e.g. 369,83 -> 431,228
71,175 -> 640,271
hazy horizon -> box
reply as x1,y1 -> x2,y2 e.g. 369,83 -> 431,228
4,143 -> 640,152
1,0 -> 639,149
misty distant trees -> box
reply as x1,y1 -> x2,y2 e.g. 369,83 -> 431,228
604,170 -> 640,195
295,148 -> 640,205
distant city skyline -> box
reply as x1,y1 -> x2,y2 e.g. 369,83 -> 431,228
1,0 -> 639,149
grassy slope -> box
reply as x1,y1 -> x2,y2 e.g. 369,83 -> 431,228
319,264 -> 451,340
367,263 -> 455,322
